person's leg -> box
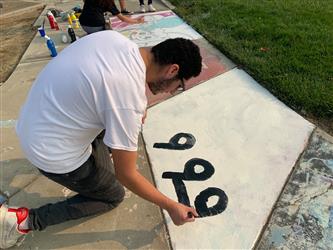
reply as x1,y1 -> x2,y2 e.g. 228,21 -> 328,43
119,0 -> 133,14
147,0 -> 155,12
0,132 -> 125,249
139,0 -> 145,12
119,0 -> 126,10
28,135 -> 124,231
1,138 -> 124,248
1,131 -> 124,248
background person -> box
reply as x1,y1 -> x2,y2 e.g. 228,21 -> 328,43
139,0 -> 156,13
118,0 -> 133,15
79,0 -> 144,34
0,31 -> 202,249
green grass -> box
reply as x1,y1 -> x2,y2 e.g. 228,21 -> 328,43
168,0 -> 333,118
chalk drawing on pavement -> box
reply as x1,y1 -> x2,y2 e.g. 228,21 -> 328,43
111,10 -> 202,47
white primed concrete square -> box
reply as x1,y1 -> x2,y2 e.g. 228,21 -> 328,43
142,68 -> 314,249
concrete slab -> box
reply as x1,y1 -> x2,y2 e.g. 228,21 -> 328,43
8,134 -> 171,249
111,10 -> 203,46
110,10 -> 235,106
190,38 -> 235,87
160,0 -> 175,10
20,25 -> 85,63
0,127 -> 39,199
147,38 -> 235,107
142,68 -> 314,249
0,61 -> 45,198
257,128 -> 333,250
0,60 -> 48,119
32,0 -> 83,27
22,0 -> 88,63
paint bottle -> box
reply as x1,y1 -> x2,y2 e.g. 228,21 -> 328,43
38,26 -> 46,37
46,11 -> 56,29
67,25 -> 76,43
61,34 -> 68,43
67,13 -> 72,25
52,12 -> 60,31
54,21 -> 60,31
70,12 -> 80,29
45,36 -> 57,57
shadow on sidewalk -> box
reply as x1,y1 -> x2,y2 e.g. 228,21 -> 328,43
2,158 -> 167,249
25,221 -> 165,249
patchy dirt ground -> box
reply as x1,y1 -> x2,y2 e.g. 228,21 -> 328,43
0,0 -> 44,83
0,0 -> 38,14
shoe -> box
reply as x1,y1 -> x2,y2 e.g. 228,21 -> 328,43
148,4 -> 156,12
121,9 -> 133,15
0,204 -> 30,249
139,5 -> 146,13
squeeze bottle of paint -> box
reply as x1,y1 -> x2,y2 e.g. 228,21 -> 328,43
70,12 -> 80,29
67,25 -> 76,43
67,13 -> 72,25
45,36 -> 57,57
46,11 -> 56,29
54,21 -> 60,31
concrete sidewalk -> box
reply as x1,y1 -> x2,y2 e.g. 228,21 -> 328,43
1,0 -> 332,249
1,1 -> 172,249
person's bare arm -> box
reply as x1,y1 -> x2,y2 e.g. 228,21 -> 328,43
112,149 -> 198,225
142,109 -> 147,124
108,1 -> 144,25
115,14 -> 144,24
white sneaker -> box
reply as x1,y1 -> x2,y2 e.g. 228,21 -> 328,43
148,4 -> 156,12
0,204 -> 30,249
139,5 -> 146,13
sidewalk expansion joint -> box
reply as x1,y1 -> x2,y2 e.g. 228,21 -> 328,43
7,174 -> 40,200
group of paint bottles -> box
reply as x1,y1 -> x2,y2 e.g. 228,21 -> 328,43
68,12 -> 80,29
43,11 -> 80,57
67,12 -> 79,43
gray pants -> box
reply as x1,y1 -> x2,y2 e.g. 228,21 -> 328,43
81,25 -> 105,34
28,134 -> 125,231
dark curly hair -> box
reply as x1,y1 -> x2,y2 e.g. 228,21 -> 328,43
151,38 -> 202,80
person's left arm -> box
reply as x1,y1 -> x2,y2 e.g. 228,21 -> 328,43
108,1 -> 144,24
115,14 -> 144,24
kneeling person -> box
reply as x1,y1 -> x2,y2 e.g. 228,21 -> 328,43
0,31 -> 202,249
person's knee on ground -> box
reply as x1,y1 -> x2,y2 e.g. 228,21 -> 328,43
103,183 -> 125,209
107,192 -> 125,209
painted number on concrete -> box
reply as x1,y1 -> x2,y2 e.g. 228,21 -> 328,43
153,133 -> 228,217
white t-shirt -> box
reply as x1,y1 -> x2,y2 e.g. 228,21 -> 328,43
16,31 -> 147,174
